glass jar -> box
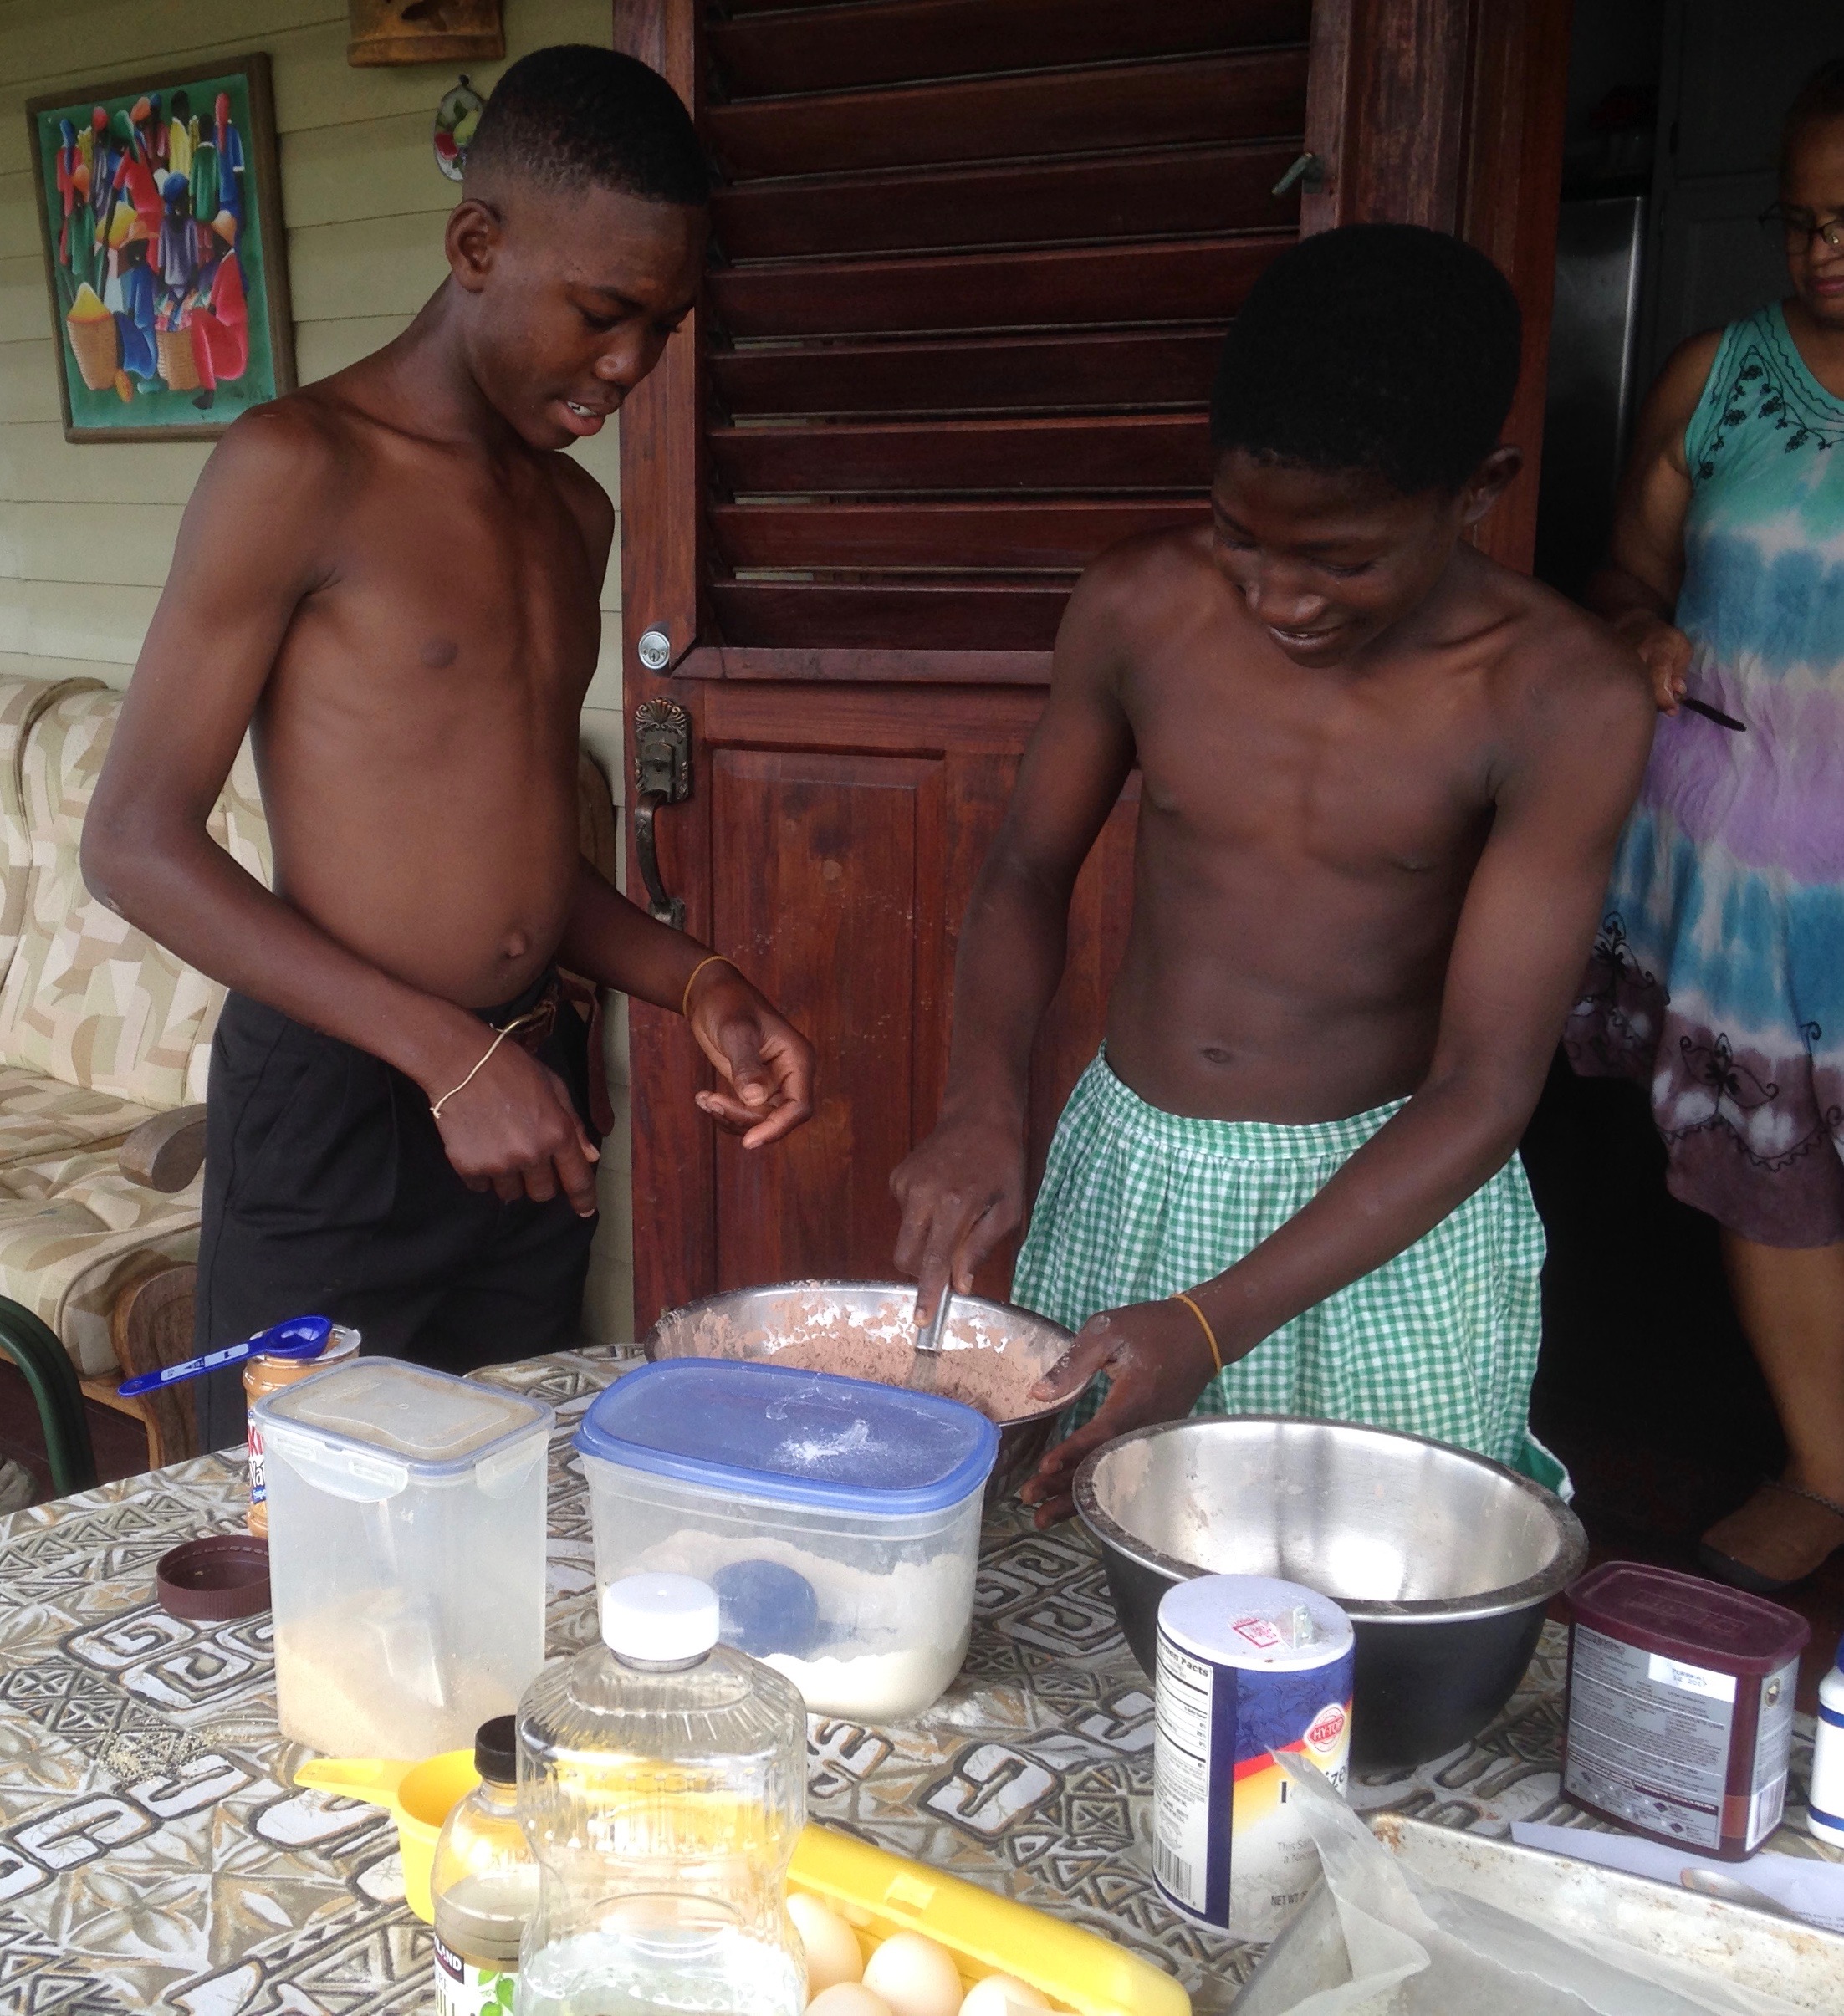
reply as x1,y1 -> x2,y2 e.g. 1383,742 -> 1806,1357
432,1715 -> 539,2013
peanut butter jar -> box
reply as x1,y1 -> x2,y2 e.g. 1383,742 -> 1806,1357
244,1325 -> 361,1535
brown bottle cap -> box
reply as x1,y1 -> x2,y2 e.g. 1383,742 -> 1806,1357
156,1534 -> 271,1621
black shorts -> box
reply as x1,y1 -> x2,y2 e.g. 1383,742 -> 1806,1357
193,974 -> 600,1451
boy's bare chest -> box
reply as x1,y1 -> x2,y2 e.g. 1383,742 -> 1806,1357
299,454 -> 601,704
1130,661 -> 1497,880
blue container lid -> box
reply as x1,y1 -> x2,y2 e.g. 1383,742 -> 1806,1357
575,1359 -> 999,1516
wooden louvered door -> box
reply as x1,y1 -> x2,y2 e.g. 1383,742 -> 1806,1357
615,0 -> 1572,1324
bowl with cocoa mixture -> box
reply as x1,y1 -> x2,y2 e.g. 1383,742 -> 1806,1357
643,1282 -> 1084,1505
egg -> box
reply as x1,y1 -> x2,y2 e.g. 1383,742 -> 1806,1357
958,1977 -> 1050,2016
789,1891 -> 864,1993
861,1931 -> 963,2016
808,1987 -> 895,2016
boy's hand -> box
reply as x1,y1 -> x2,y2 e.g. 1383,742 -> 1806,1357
891,1113 -> 1029,1324
432,1039 -> 601,1215
1612,610 -> 1693,714
1018,1299 -> 1220,1525
685,964 -> 815,1149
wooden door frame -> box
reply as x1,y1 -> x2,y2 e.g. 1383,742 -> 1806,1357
612,0 -> 1575,1325
1302,0 -> 1575,569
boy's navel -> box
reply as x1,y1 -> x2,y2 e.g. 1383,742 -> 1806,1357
420,637 -> 459,669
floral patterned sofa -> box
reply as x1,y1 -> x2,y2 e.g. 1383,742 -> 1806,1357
0,673 -> 268,1489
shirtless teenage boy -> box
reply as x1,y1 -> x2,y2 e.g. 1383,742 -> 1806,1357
83,49 -> 814,1446
892,226 -> 1654,1523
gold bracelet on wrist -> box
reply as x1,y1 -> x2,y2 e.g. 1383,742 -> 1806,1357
1172,1292 -> 1224,1378
680,953 -> 734,1018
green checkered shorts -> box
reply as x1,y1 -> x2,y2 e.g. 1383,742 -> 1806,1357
1012,1052 -> 1565,1491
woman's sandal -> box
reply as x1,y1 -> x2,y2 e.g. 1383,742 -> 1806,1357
1698,1477 -> 1844,1595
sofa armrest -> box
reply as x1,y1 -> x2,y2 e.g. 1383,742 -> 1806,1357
120,1105 -> 208,1192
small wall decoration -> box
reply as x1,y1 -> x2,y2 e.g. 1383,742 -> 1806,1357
349,0 -> 504,68
434,77 -> 485,182
27,54 -> 294,443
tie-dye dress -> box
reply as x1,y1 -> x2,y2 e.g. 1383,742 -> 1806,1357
1566,303 -> 1844,1246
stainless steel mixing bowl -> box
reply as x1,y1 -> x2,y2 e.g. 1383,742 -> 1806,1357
1074,1415 -> 1587,1769
642,1280 -> 1080,1505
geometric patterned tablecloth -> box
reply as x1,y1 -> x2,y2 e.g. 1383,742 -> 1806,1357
0,1346 -> 1831,2013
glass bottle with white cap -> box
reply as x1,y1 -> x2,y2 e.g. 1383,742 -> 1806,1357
513,1572 -> 807,2015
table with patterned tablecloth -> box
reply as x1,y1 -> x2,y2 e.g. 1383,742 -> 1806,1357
0,1347 -> 1832,2013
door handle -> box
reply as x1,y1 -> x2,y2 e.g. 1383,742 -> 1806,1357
632,698 -> 692,930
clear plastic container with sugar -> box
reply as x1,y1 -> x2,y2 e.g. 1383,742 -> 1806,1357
255,1359 -> 553,1758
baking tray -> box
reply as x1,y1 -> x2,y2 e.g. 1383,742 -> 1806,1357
1233,1814 -> 1844,2012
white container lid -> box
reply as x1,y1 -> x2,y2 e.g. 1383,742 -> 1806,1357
601,1573 -> 720,1660
253,1358 -> 553,1488
1159,1573 -> 1354,1671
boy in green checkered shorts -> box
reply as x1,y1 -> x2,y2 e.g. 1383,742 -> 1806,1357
891,227 -> 1654,1523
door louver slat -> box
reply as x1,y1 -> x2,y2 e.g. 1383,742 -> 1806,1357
707,0 -> 1312,96
707,329 -> 1225,419
706,50 -> 1310,176
711,143 -> 1301,262
708,414 -> 1211,494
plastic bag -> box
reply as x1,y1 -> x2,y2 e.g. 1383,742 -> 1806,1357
1268,1758 -> 1814,2016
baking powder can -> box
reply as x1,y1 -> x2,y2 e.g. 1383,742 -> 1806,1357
1152,1573 -> 1354,1940
1563,1560 -> 1810,1859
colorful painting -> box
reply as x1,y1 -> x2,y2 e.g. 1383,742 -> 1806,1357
27,55 -> 294,443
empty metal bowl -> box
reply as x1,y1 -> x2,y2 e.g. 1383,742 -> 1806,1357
1074,1415 -> 1587,1769
643,1280 -> 1080,1505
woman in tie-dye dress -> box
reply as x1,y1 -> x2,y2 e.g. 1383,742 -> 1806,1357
1566,61 -> 1844,1590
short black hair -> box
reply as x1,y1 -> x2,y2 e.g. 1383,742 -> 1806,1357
465,45 -> 708,207
1784,57 -> 1844,174
1210,225 -> 1521,495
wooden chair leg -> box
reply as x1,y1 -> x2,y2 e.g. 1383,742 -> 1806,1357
105,1263 -> 199,1471
0,1297 -> 96,1496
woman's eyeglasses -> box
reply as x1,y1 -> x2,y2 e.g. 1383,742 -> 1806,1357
1760,203 -> 1844,253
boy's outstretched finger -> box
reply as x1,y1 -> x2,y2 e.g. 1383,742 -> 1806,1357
543,1077 -> 601,1217
550,1130 -> 600,1217
912,1249 -> 954,1330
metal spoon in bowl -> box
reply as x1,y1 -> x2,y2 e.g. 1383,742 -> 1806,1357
907,1285 -> 952,1392
1679,1865 -> 1795,1918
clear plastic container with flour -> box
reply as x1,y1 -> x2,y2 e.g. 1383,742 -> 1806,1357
575,1360 -> 999,1722
256,1358 -> 553,1758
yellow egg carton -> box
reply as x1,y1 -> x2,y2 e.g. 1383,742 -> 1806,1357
295,1752 -> 1189,2015
790,1825 -> 1190,2016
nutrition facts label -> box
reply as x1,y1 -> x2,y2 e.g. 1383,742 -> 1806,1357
1747,1657 -> 1798,1848
1152,1630 -> 1219,1919
1564,1627 -> 1736,1849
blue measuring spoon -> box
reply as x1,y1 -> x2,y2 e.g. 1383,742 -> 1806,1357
118,1314 -> 334,1398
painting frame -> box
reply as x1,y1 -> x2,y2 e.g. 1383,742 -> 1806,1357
26,52 -> 296,445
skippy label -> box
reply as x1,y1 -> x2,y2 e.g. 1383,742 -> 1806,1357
1152,1576 -> 1356,1942
434,1934 -> 516,2014
247,1423 -> 268,1506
